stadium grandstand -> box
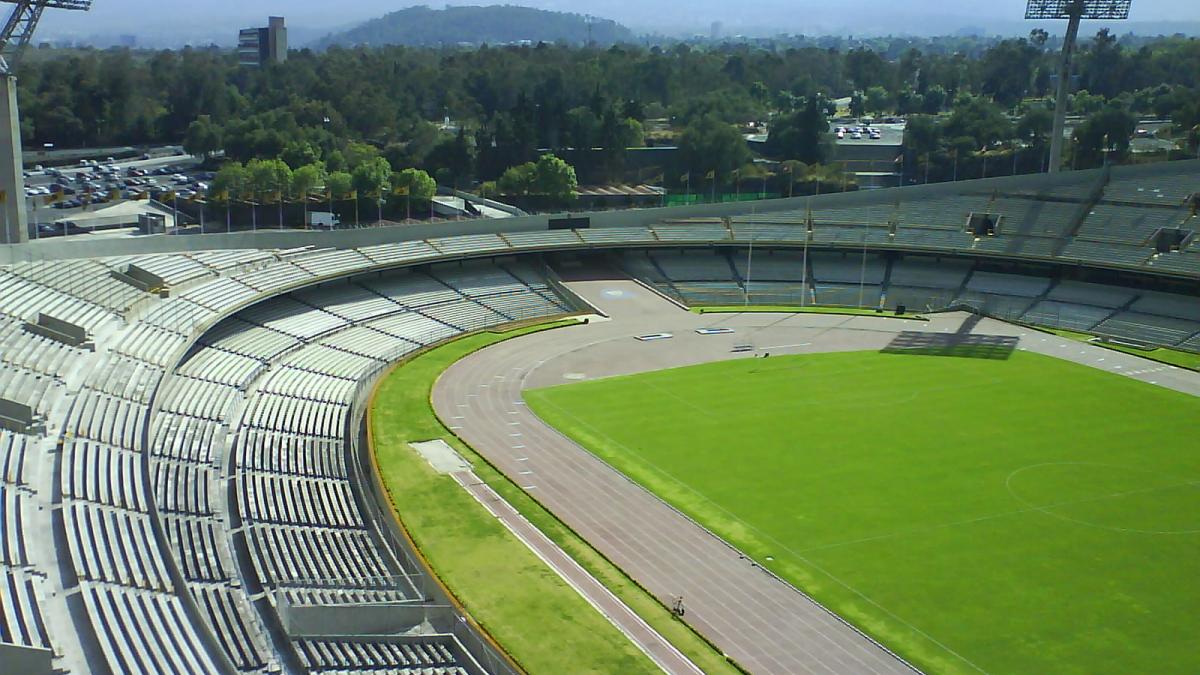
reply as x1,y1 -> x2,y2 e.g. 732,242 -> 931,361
0,158 -> 1196,674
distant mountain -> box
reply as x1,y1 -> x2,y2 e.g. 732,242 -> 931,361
315,5 -> 634,49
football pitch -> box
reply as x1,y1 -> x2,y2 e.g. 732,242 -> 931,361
523,350 -> 1200,675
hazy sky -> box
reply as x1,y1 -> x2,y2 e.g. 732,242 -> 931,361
36,0 -> 1200,43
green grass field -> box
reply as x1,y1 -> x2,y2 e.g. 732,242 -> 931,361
525,350 -> 1200,675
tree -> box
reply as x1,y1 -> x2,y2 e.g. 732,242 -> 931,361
565,106 -> 600,148
1016,106 -> 1053,147
343,141 -> 381,170
864,86 -> 892,115
291,163 -> 326,224
246,158 -> 293,201
390,168 -> 437,200
326,171 -> 354,198
979,39 -> 1039,108
530,154 -> 577,201
281,141 -> 321,169
922,85 -> 948,114
779,160 -> 807,197
903,115 -> 942,157
498,162 -> 537,195
211,161 -> 248,201
351,156 -> 393,198
425,128 -> 475,188
183,115 -> 222,159
849,93 -> 865,118
1073,104 -> 1136,167
497,154 -> 577,205
944,95 -> 1013,149
1070,90 -> 1107,115
765,96 -> 830,164
1079,29 -> 1125,99
291,163 -> 326,201
677,115 -> 751,189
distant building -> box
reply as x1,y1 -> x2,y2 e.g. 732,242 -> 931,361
710,21 -> 723,40
238,16 -> 287,67
118,34 -> 137,48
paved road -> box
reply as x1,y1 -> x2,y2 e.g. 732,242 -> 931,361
433,276 -> 1200,675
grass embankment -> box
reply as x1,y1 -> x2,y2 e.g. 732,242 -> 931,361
370,321 -> 741,675
693,304 -> 927,320
526,351 -> 1200,675
1045,327 -> 1200,371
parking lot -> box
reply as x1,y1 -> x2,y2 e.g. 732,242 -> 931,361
830,120 -> 905,146
22,152 -> 206,231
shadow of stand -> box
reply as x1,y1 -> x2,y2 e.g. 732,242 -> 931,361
881,312 -> 1019,360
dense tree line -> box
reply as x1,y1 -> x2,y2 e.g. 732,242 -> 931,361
15,31 -> 1200,205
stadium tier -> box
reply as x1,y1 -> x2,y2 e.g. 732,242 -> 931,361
0,245 -> 573,674
0,160 -> 1197,674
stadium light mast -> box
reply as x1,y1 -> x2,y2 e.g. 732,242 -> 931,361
1025,0 -> 1131,174
0,0 -> 93,243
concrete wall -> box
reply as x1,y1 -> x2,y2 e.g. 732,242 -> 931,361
0,642 -> 53,674
284,603 -> 461,637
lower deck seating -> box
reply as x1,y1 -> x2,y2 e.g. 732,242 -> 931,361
294,637 -> 471,674
1021,301 -> 1114,332
1093,312 -> 1199,346
0,569 -> 50,649
1,486 -> 29,566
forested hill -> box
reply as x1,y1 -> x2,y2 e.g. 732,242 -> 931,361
315,5 -> 634,48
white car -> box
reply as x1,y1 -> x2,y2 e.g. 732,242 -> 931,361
851,131 -> 863,139
869,131 -> 882,140
836,130 -> 846,139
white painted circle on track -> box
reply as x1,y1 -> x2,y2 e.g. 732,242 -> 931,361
563,372 -> 587,380
1005,462 -> 1200,535
602,289 -> 631,299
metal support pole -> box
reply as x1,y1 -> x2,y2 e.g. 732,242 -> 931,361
1049,9 -> 1083,174
0,75 -> 27,242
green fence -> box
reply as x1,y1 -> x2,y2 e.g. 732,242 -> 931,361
663,192 -> 782,207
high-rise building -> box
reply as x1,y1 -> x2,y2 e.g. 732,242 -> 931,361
238,16 -> 287,67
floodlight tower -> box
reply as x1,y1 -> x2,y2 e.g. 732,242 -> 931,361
0,0 -> 93,243
1025,0 -> 1131,173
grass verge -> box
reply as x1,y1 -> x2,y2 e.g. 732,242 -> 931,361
370,320 -> 741,675
693,304 -> 927,320
1043,327 -> 1200,371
